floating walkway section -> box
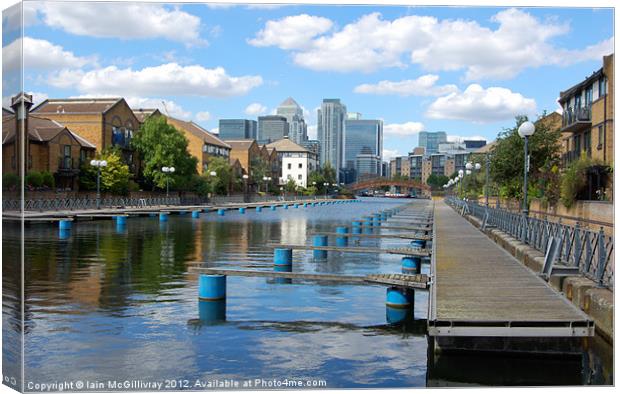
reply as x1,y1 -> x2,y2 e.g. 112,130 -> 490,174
269,244 -> 431,257
311,232 -> 432,241
429,201 -> 593,338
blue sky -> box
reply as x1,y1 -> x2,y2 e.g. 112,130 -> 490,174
2,1 -> 614,161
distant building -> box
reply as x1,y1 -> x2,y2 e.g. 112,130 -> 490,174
266,138 -> 317,188
344,117 -> 383,181
219,119 -> 257,140
347,112 -> 362,120
301,139 -> 320,156
258,115 -> 288,144
317,99 -> 347,178
464,140 -> 487,151
409,154 -> 424,180
382,161 -> 390,178
418,131 -> 447,154
355,147 -> 381,179
276,97 -> 307,144
438,142 -> 466,153
389,156 -> 410,178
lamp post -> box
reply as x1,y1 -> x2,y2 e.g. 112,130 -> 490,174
312,181 -> 317,199
458,169 -> 464,198
90,159 -> 108,209
242,174 -> 249,202
162,166 -> 175,199
323,182 -> 329,200
484,154 -> 490,208
518,120 -> 535,242
209,170 -> 217,197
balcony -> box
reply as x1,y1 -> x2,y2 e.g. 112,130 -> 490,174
562,148 -> 591,167
561,105 -> 591,133
57,157 -> 79,175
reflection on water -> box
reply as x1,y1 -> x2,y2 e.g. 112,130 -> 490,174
2,198 -> 613,388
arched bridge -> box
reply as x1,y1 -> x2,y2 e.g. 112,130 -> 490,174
348,178 -> 430,192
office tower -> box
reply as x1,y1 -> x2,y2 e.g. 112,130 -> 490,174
418,131 -> 447,154
218,119 -> 257,140
355,147 -> 381,179
258,115 -> 288,144
317,99 -> 346,177
464,139 -> 487,151
344,117 -> 383,174
276,97 -> 308,144
301,140 -> 320,156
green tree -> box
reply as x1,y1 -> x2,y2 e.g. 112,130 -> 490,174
204,156 -> 234,195
79,149 -> 131,195
284,178 -> 298,193
131,116 -> 198,190
426,173 -> 450,190
490,114 -> 561,202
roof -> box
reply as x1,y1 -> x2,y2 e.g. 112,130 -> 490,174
225,139 -> 257,150
166,117 -> 231,149
133,108 -> 162,123
266,138 -> 310,153
475,140 -> 497,154
559,67 -> 604,103
32,97 -> 124,114
2,114 -> 96,148
279,97 -> 300,108
2,108 -> 14,117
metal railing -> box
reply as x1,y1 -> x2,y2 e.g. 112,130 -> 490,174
562,105 -> 592,128
446,197 -> 613,288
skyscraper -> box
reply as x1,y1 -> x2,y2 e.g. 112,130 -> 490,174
317,99 -> 346,177
258,115 -> 288,144
418,131 -> 447,154
344,117 -> 383,176
218,119 -> 257,140
276,97 -> 308,144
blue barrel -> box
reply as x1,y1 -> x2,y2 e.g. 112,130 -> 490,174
284,204 -> 288,209
274,264 -> 293,284
115,216 -> 127,226
116,222 -> 127,234
274,248 -> 293,266
312,202 -> 317,207
336,226 -> 349,247
178,210 -> 187,216
386,306 -> 412,325
159,213 -> 168,222
192,211 -> 200,218
198,300 -> 226,324
303,203 -> 308,208
256,206 -> 262,212
58,220 -> 72,230
313,235 -> 328,259
58,229 -> 70,239
271,205 -> 277,211
386,287 -> 414,309
198,274 -> 226,301
294,204 -> 299,208
402,256 -> 421,274
217,208 -> 225,216
351,221 -> 362,235
239,207 -> 246,214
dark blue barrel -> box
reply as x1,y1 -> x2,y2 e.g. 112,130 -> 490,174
313,235 -> 328,259
159,213 -> 168,222
274,264 -> 293,284
198,300 -> 226,324
256,206 -> 262,212
58,229 -> 70,239
115,215 -> 127,226
239,207 -> 246,214
283,204 -> 288,209
336,226 -> 349,247
217,208 -> 226,216
386,306 -> 412,325
274,248 -> 293,266
351,221 -> 362,235
294,204 -> 299,208
271,205 -> 277,211
198,274 -> 226,301
58,220 -> 72,230
192,211 -> 200,218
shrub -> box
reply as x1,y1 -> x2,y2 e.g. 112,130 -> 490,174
560,154 -> 599,208
3,173 -> 19,190
41,171 -> 55,188
26,171 -> 43,188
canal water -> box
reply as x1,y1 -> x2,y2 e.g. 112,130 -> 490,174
2,198 -> 613,389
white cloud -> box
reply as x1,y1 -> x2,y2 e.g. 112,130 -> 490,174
250,9 -> 612,78
426,84 -> 536,123
248,14 -> 333,50
382,149 -> 402,161
195,111 -> 212,122
3,2 -> 39,31
38,2 -> 205,45
48,63 -> 262,98
3,37 -> 96,72
124,96 -> 192,120
354,75 -> 457,97
245,102 -> 268,116
383,121 -> 425,136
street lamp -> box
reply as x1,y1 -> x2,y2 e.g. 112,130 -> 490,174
262,176 -> 268,193
518,120 -> 535,242
458,169 -> 464,197
323,182 -> 329,199
90,159 -> 108,209
242,174 -> 249,202
162,166 -> 175,199
312,181 -> 317,199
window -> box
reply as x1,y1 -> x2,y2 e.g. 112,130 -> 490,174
573,134 -> 581,153
287,163 -> 292,170
598,126 -> 604,149
298,174 -> 302,180
585,85 -> 593,106
599,77 -> 607,96
584,130 -> 591,155
64,145 -> 71,157
298,163 -> 302,169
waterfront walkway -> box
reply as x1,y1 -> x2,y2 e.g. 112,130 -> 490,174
429,200 -> 594,337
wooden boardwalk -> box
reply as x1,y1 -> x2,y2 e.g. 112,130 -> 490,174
271,244 -> 431,257
190,267 -> 429,289
429,201 -> 594,337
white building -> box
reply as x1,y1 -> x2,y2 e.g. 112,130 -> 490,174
266,138 -> 318,188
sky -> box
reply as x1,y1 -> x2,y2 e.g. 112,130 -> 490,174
1,0 -> 615,161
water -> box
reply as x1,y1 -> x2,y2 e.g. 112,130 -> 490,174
2,199 -> 613,389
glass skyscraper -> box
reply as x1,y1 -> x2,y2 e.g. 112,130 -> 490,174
258,115 -> 288,144
418,131 -> 447,154
276,97 -> 307,144
344,118 -> 383,175
317,99 -> 346,178
218,119 -> 257,140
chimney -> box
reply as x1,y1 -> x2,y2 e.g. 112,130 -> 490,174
10,92 -> 34,178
